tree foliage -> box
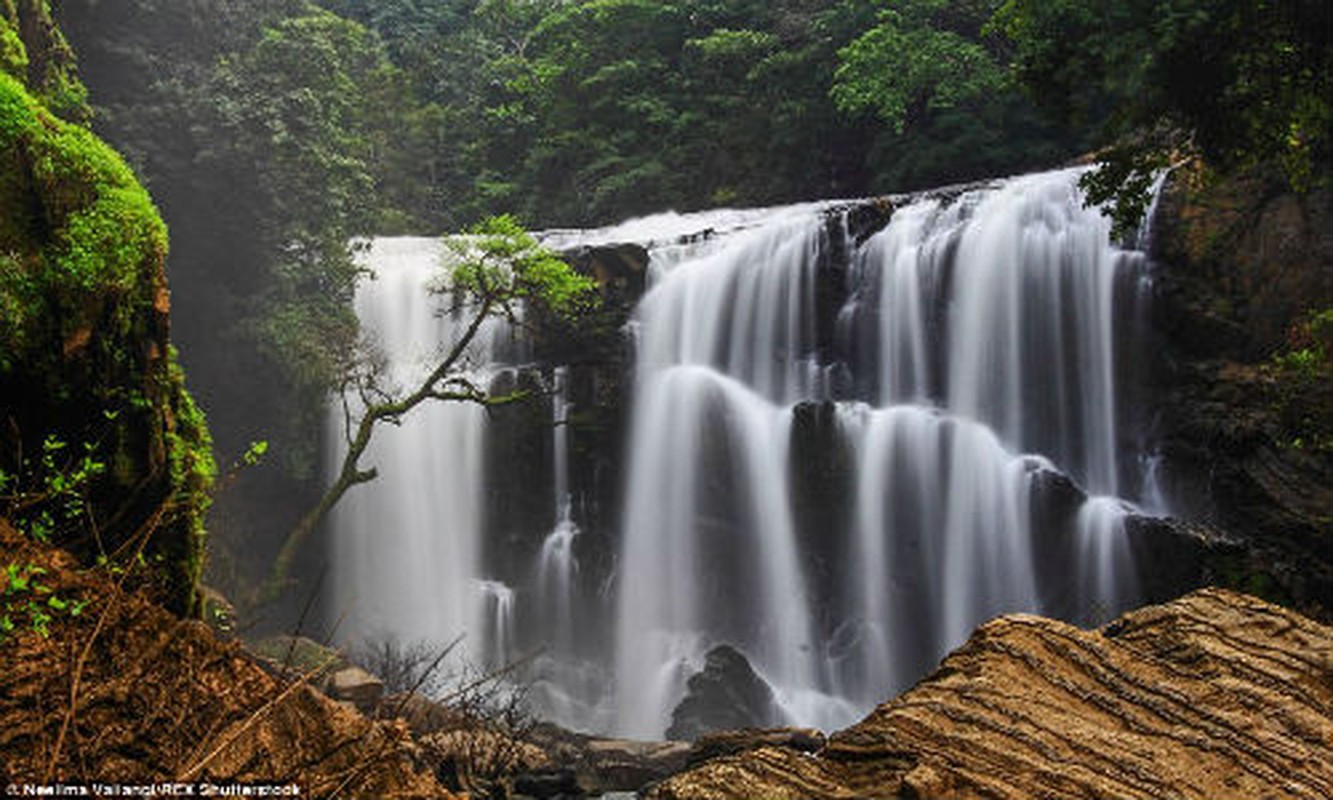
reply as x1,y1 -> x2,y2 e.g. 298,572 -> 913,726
832,0 -> 1005,134
314,0 -> 1080,226
264,217 -> 596,599
991,0 -> 1333,230
58,0 -> 417,481
828,0 -> 1077,191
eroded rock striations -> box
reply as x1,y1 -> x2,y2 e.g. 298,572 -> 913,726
648,588 -> 1333,800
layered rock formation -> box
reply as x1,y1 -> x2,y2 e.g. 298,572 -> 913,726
648,588 -> 1333,800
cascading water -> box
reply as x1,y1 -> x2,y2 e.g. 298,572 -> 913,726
328,237 -> 508,667
848,173 -> 1133,494
834,404 -> 1048,703
536,366 -> 578,654
612,167 -> 1155,736
329,167 -> 1162,739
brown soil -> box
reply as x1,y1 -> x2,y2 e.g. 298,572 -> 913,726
0,519 -> 453,797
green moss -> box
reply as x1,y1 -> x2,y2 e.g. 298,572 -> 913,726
159,351 -> 216,614
0,23 -> 27,79
1,1 -> 89,124
1,72 -> 169,361
54,188 -> 167,292
1206,551 -> 1292,608
0,71 -> 35,143
0,52 -> 213,617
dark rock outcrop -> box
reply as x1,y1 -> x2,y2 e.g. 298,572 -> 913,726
1149,166 -> 1333,616
512,767 -> 584,799
666,645 -> 786,742
563,242 -> 650,303
648,588 -> 1333,800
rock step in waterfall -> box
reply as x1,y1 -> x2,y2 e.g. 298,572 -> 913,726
329,167 -> 1168,740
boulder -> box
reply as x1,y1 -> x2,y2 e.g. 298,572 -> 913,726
512,767 -> 584,799
326,665 -> 384,711
648,588 -> 1333,800
519,723 -> 692,794
421,727 -> 551,797
666,645 -> 785,741
579,738 -> 691,791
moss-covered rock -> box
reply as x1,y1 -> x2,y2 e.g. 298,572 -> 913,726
1149,163 -> 1333,618
1,0 -> 88,123
0,15 -> 212,615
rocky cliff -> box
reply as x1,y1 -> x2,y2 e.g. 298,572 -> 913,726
648,587 -> 1333,800
1149,165 -> 1333,617
0,2 -> 212,614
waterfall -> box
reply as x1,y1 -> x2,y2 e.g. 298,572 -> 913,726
851,172 -> 1139,494
328,237 -> 506,667
330,167 -> 1158,738
613,365 -> 819,736
476,578 -> 516,669
536,366 -> 578,654
1075,496 -> 1140,624
612,167 -> 1151,736
835,403 -> 1047,702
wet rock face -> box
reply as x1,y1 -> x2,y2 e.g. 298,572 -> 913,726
666,645 -> 786,742
648,588 -> 1333,800
564,242 -> 650,303
1148,169 -> 1333,617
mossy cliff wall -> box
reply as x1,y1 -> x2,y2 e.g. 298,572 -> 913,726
1150,165 -> 1333,616
0,5 -> 213,615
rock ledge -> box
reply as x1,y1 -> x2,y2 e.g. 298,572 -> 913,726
649,588 -> 1333,800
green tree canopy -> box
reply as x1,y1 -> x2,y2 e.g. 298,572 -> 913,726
992,0 -> 1332,229
832,0 -> 1005,134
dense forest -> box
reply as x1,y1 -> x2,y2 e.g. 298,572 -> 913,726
2,0 -> 1331,793
51,0 -> 1331,587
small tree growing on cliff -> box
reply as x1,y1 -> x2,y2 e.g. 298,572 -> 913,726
264,216 -> 597,598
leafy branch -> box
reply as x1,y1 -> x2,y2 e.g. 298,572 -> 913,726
261,216 -> 596,601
